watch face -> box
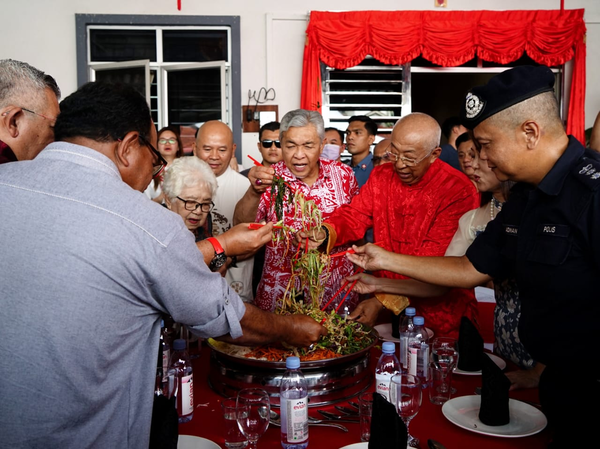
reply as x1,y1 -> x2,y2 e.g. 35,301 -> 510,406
209,252 -> 227,271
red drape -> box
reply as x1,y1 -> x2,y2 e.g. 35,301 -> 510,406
301,9 -> 586,144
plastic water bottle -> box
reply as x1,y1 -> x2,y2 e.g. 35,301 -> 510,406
169,338 -> 194,423
280,356 -> 309,448
407,316 -> 430,388
399,307 -> 416,371
375,341 -> 401,402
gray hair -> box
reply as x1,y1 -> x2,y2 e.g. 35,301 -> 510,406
280,109 -> 325,140
486,91 -> 563,132
162,156 -> 218,201
0,59 -> 61,109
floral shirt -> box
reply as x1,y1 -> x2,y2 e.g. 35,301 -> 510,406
254,159 -> 359,312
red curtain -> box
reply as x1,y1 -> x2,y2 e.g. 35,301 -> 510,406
301,9 -> 586,143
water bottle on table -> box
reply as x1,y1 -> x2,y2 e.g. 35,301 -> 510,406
399,307 -> 416,371
169,338 -> 194,423
375,341 -> 401,402
407,316 -> 430,388
280,356 -> 309,448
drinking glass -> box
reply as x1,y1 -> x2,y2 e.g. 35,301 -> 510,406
431,337 -> 459,395
236,388 -> 270,449
390,374 -> 422,448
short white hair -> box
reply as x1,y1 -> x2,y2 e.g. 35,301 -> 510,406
162,156 -> 217,201
0,59 -> 60,109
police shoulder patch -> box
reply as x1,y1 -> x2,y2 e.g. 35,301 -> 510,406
573,156 -> 600,191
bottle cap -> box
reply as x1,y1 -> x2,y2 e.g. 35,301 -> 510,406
173,339 -> 186,350
405,307 -> 416,316
413,316 -> 425,326
382,341 -> 395,353
286,356 -> 301,369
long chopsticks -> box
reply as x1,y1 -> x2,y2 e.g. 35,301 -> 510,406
329,241 -> 384,259
319,267 -> 365,323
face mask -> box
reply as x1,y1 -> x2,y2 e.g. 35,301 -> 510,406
321,144 -> 341,160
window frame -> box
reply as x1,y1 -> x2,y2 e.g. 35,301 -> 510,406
75,14 -> 242,159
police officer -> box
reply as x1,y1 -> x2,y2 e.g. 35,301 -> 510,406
345,65 -> 600,447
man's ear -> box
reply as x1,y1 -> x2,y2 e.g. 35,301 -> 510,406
522,120 -> 541,149
368,133 -> 376,146
114,131 -> 139,169
431,146 -> 442,160
0,107 -> 22,139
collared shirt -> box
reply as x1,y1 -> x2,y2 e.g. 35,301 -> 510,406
439,143 -> 461,171
255,158 -> 359,312
350,152 -> 373,188
326,160 -> 480,338
0,139 -> 17,164
0,142 -> 245,448
466,136 -> 600,368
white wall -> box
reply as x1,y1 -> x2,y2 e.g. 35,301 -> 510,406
1,0 -> 598,166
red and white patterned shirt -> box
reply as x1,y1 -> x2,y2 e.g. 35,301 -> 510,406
254,158 -> 360,312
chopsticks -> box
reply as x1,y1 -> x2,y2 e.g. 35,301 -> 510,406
329,241 -> 385,259
248,155 -> 263,167
247,222 -> 284,230
319,267 -> 365,323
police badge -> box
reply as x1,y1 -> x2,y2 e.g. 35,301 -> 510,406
465,92 -> 484,119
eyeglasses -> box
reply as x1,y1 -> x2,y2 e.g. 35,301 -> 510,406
138,134 -> 167,178
158,138 -> 177,145
176,197 -> 214,213
21,107 -> 56,123
383,148 -> 435,167
260,140 -> 281,149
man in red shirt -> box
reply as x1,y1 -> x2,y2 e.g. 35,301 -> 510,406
302,113 -> 479,338
0,59 -> 60,164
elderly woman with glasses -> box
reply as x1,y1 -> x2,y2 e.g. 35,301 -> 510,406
163,156 -> 217,244
145,126 -> 184,204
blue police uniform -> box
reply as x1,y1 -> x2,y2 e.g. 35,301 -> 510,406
466,137 -> 600,446
351,152 -> 373,188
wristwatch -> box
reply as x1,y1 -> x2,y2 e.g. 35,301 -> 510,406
206,237 -> 227,272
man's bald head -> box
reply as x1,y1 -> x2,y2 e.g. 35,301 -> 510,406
194,120 -> 236,177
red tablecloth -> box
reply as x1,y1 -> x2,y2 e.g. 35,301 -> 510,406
180,343 -> 551,449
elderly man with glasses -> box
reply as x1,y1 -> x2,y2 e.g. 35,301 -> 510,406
0,82 -> 325,448
300,112 -> 480,339
0,59 -> 61,164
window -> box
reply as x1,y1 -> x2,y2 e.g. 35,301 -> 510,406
76,15 -> 241,154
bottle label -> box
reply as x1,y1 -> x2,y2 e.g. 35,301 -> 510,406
375,373 -> 392,401
399,336 -> 408,368
408,344 -> 430,382
180,374 -> 194,416
162,349 -> 170,378
283,397 -> 308,443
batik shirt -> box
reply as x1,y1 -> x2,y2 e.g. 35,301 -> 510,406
255,158 -> 359,313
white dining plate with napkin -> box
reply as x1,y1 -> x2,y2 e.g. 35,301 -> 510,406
178,435 -> 221,449
453,353 -> 506,375
441,395 -> 547,437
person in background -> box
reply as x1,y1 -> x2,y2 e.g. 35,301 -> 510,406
300,112 -> 480,339
240,121 -> 281,177
0,81 -> 325,448
0,59 -> 60,164
439,115 -> 466,171
345,115 -> 377,187
144,125 -> 184,204
323,126 -> 344,161
456,131 -> 477,187
345,66 -> 599,447
194,120 -> 254,302
372,138 -> 392,167
234,109 -> 360,313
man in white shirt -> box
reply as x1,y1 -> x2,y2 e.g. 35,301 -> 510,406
194,120 -> 255,302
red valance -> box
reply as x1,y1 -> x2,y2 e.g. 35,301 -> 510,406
301,9 -> 586,143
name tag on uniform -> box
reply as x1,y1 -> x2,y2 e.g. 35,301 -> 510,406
536,224 -> 570,237
504,225 -> 518,235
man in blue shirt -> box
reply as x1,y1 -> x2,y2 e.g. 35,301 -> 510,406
346,115 -> 377,187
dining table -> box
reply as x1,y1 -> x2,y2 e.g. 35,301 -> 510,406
179,340 -> 552,449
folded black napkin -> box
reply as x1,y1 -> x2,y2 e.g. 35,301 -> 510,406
149,395 -> 179,449
369,392 -> 407,449
457,316 -> 484,372
478,353 -> 511,426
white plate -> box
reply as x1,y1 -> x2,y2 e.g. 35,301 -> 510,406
454,353 -> 506,376
178,435 -> 221,449
339,443 -> 412,449
374,323 -> 434,343
442,395 -> 547,438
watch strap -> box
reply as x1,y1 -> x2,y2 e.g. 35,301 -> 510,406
206,237 -> 224,255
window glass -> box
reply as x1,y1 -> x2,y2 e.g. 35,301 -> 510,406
163,30 -> 228,62
90,29 -> 156,62
167,67 -> 223,126
95,67 -> 148,97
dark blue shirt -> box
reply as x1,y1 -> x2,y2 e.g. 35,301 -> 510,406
438,144 -> 460,171
351,153 -> 373,188
466,137 -> 600,368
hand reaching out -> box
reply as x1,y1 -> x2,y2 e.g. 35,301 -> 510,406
346,243 -> 390,272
